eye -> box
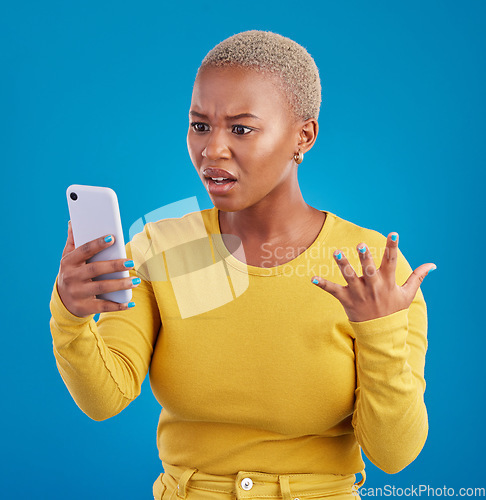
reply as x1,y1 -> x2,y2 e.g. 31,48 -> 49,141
190,122 -> 209,133
232,125 -> 252,135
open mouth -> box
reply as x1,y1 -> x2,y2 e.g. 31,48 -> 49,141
208,177 -> 234,185
202,167 -> 238,195
205,176 -> 237,194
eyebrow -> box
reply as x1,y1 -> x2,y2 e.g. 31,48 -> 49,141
189,111 -> 261,121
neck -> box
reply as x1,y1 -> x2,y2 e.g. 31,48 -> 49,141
219,181 -> 319,245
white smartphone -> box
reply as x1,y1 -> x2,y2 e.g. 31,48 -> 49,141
66,184 -> 132,304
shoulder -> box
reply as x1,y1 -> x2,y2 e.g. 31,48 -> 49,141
147,207 -> 214,245
126,207 -> 217,282
127,206 -> 216,259
326,211 -> 388,250
129,207 -> 215,245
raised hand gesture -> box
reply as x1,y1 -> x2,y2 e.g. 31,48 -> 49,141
311,233 -> 436,322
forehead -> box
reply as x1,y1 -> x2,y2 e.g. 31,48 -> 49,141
190,65 -> 291,119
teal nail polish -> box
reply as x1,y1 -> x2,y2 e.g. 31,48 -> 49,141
128,301 -> 136,308
104,235 -> 113,243
391,234 -> 398,242
359,246 -> 366,254
428,266 -> 437,273
335,252 -> 342,260
132,277 -> 141,285
124,260 -> 134,268
312,278 -> 319,285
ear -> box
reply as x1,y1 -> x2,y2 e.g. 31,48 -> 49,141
296,118 -> 319,154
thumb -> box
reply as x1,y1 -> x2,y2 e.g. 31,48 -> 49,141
61,220 -> 75,258
402,263 -> 437,296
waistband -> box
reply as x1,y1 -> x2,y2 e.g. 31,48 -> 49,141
154,462 -> 366,500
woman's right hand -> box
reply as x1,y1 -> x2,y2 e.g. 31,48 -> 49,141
57,221 -> 140,318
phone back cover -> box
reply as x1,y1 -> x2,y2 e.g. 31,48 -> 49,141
66,184 -> 132,304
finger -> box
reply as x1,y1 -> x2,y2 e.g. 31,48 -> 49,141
70,234 -> 116,265
356,242 -> 378,280
379,232 -> 399,279
79,258 -> 135,281
78,276 -> 141,299
90,299 -> 136,315
61,221 -> 76,259
401,263 -> 437,298
311,275 -> 345,300
333,250 -> 358,285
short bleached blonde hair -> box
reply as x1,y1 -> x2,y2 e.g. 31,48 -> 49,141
197,30 -> 322,121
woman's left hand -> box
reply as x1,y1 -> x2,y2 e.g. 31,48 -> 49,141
311,233 -> 436,322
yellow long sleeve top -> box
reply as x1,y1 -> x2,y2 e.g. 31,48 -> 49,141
49,207 -> 428,476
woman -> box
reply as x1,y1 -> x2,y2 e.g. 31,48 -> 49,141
50,30 -> 436,500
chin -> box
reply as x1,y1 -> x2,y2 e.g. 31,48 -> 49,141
210,191 -> 272,214
210,198 -> 242,213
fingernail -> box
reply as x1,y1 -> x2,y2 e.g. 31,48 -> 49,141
124,260 -> 134,268
428,265 -> 437,273
335,252 -> 342,260
391,234 -> 398,242
312,277 -> 320,285
132,277 -> 141,285
358,245 -> 367,254
104,235 -> 113,243
128,301 -> 136,308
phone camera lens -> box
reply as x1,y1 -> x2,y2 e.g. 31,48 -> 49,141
70,192 -> 78,201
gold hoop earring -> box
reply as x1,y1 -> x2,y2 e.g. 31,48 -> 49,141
294,150 -> 304,164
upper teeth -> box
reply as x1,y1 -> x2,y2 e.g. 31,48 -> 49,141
212,177 -> 227,181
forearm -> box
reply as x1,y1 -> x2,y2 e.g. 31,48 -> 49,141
50,278 -> 141,420
350,304 -> 428,474
50,273 -> 159,421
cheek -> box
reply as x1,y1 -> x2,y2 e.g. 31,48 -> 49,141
247,129 -> 293,167
187,131 -> 201,165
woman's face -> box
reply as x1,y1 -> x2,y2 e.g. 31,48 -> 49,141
187,65 -> 304,213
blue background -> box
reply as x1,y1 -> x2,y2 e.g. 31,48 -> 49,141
2,0 -> 485,498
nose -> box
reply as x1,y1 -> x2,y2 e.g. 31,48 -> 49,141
202,129 -> 231,160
